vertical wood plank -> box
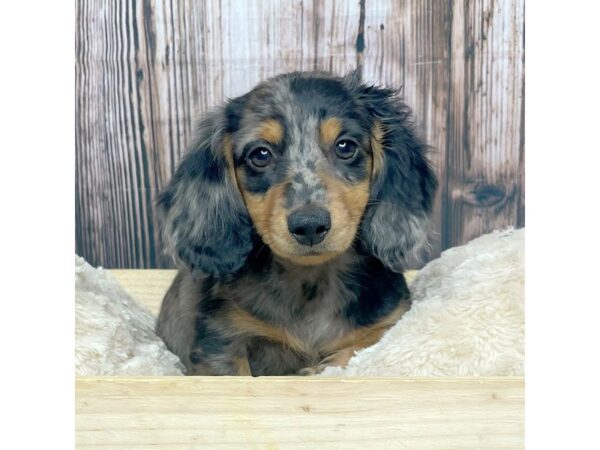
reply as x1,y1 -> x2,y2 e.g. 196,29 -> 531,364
362,0 -> 453,263
444,0 -> 525,249
218,0 -> 361,98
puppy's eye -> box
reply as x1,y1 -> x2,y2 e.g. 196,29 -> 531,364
334,139 -> 357,160
248,147 -> 273,169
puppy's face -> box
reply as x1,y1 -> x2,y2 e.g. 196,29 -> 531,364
159,71 -> 437,275
229,77 -> 379,265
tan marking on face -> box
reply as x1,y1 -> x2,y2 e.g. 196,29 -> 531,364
242,183 -> 343,265
320,168 -> 371,247
371,121 -> 385,177
234,166 -> 249,197
319,117 -> 343,148
285,169 -> 371,266
241,182 -> 286,250
237,151 -> 373,266
258,118 -> 284,145
227,307 -> 310,354
221,134 -> 239,186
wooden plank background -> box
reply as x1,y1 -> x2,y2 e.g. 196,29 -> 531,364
76,0 -> 525,269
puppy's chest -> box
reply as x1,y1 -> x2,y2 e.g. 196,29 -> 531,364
287,285 -> 350,349
231,270 -> 354,350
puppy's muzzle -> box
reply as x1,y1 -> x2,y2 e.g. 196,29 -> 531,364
287,206 -> 331,246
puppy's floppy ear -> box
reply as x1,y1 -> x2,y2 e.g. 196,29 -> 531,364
157,105 -> 253,276
345,74 -> 438,271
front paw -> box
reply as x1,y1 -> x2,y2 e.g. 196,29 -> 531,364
298,364 -> 328,376
319,348 -> 356,368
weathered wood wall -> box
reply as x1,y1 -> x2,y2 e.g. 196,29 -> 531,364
76,0 -> 525,268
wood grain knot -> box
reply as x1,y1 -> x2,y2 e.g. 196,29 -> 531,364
461,183 -> 507,207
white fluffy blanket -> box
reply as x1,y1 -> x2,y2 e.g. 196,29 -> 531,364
322,228 -> 524,376
75,228 -> 524,376
75,256 -> 184,375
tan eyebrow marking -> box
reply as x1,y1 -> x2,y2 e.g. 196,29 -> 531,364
319,117 -> 343,148
258,119 -> 284,145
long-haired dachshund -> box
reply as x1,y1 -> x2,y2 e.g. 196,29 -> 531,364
156,71 -> 437,376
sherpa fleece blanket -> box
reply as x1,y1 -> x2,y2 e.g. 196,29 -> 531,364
75,228 -> 524,376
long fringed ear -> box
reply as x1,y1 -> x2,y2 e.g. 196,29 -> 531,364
345,74 -> 438,271
157,107 -> 253,276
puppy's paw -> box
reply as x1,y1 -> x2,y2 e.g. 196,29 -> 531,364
319,348 -> 356,368
298,349 -> 356,375
298,364 -> 328,376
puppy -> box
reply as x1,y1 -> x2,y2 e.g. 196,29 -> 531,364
156,71 -> 437,376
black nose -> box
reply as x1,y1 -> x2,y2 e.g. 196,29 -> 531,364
287,206 -> 331,246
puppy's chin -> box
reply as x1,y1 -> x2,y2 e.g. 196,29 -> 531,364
262,225 -> 359,266
279,251 -> 342,266
266,239 -> 348,266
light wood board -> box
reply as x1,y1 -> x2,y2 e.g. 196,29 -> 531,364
76,376 -> 524,449
110,269 -> 176,316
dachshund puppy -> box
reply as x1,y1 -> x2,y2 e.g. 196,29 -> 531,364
156,71 -> 437,376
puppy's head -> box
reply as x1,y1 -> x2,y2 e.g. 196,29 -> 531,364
159,71 -> 437,275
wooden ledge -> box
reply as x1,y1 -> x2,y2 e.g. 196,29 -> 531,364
76,376 -> 524,449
